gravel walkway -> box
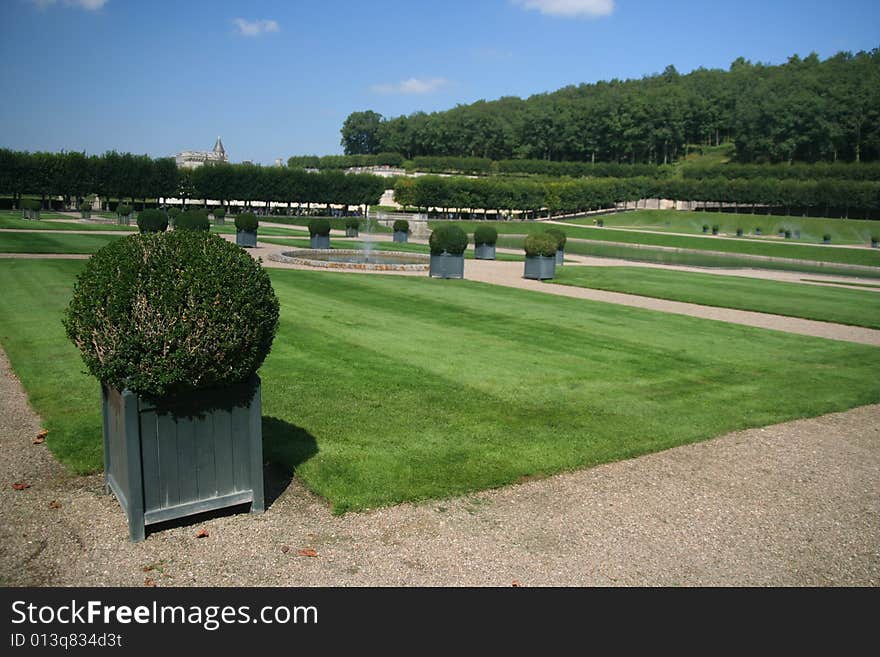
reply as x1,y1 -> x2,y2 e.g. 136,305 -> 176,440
1,346 -> 877,586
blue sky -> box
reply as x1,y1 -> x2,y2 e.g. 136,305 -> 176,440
1,0 -> 878,164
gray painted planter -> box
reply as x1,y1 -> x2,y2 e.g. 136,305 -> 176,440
555,248 -> 565,266
22,209 -> 41,220
118,215 -> 131,226
310,234 -> 330,249
393,231 -> 409,243
524,255 -> 556,280
429,252 -> 465,279
81,211 -> 91,219
101,377 -> 264,542
474,244 -> 496,260
345,227 -> 359,237
214,216 -> 225,226
236,229 -> 257,248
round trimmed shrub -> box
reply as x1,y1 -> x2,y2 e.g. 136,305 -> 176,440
175,210 -> 210,232
524,233 -> 558,258
117,204 -> 132,217
345,217 -> 361,229
308,217 -> 331,236
213,207 -> 226,220
545,228 -> 567,250
393,219 -> 410,233
429,224 -> 468,255
473,225 -> 498,246
168,207 -> 181,219
21,199 -> 41,211
235,212 -> 259,232
79,201 -> 91,213
136,209 -> 168,234
63,231 -> 280,399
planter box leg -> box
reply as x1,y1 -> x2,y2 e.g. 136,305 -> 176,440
249,387 -> 265,514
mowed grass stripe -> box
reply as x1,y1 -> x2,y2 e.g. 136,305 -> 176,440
552,266 -> 880,329
0,232 -> 125,253
1,260 -> 879,513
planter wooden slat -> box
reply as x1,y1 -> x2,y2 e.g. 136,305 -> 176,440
213,411 -> 234,494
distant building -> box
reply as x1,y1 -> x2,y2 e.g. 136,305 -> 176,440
175,137 -> 228,169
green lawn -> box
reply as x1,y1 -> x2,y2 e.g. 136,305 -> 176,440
1,259 -> 879,513
263,216 -> 393,233
0,213 -> 136,232
552,266 -> 880,329
0,232 -> 125,253
430,219 -> 880,267
561,210 -> 880,245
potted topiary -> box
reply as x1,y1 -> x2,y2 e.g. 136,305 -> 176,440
754,227 -> 762,235
711,224 -> 719,235
235,212 -> 259,247
345,217 -> 361,237
545,228 -> 567,266
136,209 -> 168,234
429,224 -> 468,279
784,229 -> 792,239
79,201 -> 92,219
393,219 -> 410,243
63,231 -> 280,542
213,207 -> 226,226
702,224 -> 709,234
473,225 -> 498,260
596,218 -> 604,227
21,199 -> 41,220
309,217 -> 331,248
736,227 -> 743,237
823,233 -> 831,244
175,210 -> 210,232
167,207 -> 181,227
116,204 -> 133,226
523,233 -> 557,280
871,235 -> 878,248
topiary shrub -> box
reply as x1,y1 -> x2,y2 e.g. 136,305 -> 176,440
175,210 -> 210,232
429,224 -> 468,255
117,204 -> 132,217
545,228 -> 567,250
345,217 -> 361,229
235,212 -> 259,232
63,231 -> 280,399
823,233 -> 831,243
213,207 -> 226,221
136,209 -> 168,234
168,207 -> 181,218
79,201 -> 91,213
21,199 -> 41,219
308,217 -> 331,236
712,225 -> 719,235
473,225 -> 498,246
523,233 -> 558,257
702,224 -> 709,233
393,219 -> 410,233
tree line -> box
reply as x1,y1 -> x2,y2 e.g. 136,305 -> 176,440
341,48 -> 880,164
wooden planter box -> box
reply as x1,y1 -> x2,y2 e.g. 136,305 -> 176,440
345,227 -> 359,237
429,252 -> 465,279
555,248 -> 565,266
81,211 -> 91,219
22,209 -> 41,221
524,255 -> 555,280
236,229 -> 257,248
310,234 -> 330,249
214,216 -> 226,226
393,231 -> 409,243
117,215 -> 131,226
102,377 -> 264,542
474,244 -> 496,260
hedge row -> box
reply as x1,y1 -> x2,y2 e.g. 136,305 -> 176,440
287,153 -> 404,169
683,162 -> 880,182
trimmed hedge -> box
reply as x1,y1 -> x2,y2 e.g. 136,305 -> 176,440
308,217 -> 331,236
136,209 -> 168,233
21,199 -> 41,211
235,212 -> 259,232
79,201 -> 91,213
545,228 -> 567,249
393,219 -> 410,233
473,225 -> 498,246
117,204 -> 132,217
429,224 -> 468,255
524,233 -> 558,257
345,217 -> 361,229
175,210 -> 210,231
213,207 -> 226,219
63,231 -> 280,398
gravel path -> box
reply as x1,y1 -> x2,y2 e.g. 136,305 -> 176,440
1,346 -> 877,586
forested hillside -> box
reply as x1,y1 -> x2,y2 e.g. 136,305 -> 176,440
340,49 -> 880,165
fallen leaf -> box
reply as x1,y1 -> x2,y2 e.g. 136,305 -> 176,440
144,578 -> 157,587
12,482 -> 30,491
297,548 -> 318,558
33,429 -> 48,445
48,500 -> 61,509
511,580 -> 523,587
195,529 -> 209,539
280,545 -> 290,554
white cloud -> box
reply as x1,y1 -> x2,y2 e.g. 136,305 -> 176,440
512,0 -> 614,18
370,77 -> 449,95
29,0 -> 109,10
232,18 -> 280,37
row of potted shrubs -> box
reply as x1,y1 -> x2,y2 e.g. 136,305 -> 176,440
130,209 -> 261,247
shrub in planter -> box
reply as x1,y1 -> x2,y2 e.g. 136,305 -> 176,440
596,218 -> 604,227
473,225 -> 498,260
393,219 -> 410,243
235,212 -> 259,248
736,228 -> 743,237
702,224 -> 709,233
308,217 -> 331,248
871,235 -> 878,248
21,199 -> 41,220
63,231 -> 280,541
345,217 -> 361,237
117,204 -> 133,225
523,233 -> 557,280
545,228 -> 567,266
754,227 -> 762,235
136,209 -> 168,234
823,234 -> 831,244
784,229 -> 792,239
711,225 -> 719,235
429,224 -> 468,279
213,207 -> 226,225
167,207 -> 181,226
175,210 -> 210,232
79,201 -> 92,219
